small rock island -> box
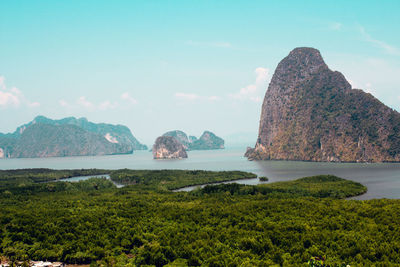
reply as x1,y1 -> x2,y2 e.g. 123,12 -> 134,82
153,130 -> 224,159
163,130 -> 224,150
152,136 -> 188,159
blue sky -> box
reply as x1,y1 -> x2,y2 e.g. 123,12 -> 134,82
1,0 -> 400,145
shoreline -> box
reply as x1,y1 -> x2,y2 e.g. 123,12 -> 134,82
172,176 -> 263,192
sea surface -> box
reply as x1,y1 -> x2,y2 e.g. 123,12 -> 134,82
1,147 -> 400,200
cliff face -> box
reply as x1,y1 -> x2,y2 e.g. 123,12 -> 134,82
0,116 -> 146,158
246,47 -> 400,163
162,130 -> 191,149
152,136 -> 188,159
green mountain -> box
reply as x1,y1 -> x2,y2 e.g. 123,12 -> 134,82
190,131 -> 225,150
246,47 -> 400,162
162,130 -> 192,149
161,130 -> 224,150
0,116 -> 147,158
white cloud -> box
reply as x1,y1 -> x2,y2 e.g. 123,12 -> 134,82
347,79 -> 359,89
175,92 -> 200,101
208,96 -> 220,101
336,56 -> 400,111
64,96 -> 119,111
349,80 -> 376,94
0,91 -> 20,107
0,76 -> 40,108
364,82 -> 376,95
59,99 -> 70,107
359,26 -> 400,56
99,100 -> 117,110
229,67 -> 269,102
121,92 -> 138,105
185,40 -> 232,48
28,102 -> 40,108
250,96 -> 262,102
326,23 -> 399,56
174,92 -> 222,103
329,22 -> 342,31
0,76 -> 5,90
76,96 -> 94,109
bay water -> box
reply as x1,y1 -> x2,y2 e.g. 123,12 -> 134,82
1,147 -> 400,200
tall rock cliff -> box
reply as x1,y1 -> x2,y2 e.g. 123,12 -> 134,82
246,47 -> 400,163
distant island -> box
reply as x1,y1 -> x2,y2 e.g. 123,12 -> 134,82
246,47 -> 400,163
152,136 -> 188,159
162,130 -> 224,150
153,130 -> 224,159
0,116 -> 147,158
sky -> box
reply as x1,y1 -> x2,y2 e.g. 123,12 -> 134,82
1,0 -> 400,146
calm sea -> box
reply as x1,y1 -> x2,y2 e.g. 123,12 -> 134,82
1,147 -> 400,200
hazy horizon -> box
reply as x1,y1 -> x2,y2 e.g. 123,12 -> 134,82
1,1 -> 399,145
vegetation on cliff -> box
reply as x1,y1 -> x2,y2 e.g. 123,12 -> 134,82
190,131 -> 225,150
247,47 -> 400,162
0,116 -> 147,158
162,130 -> 224,150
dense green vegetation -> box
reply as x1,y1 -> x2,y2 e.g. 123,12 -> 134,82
110,169 -> 257,190
0,169 -> 399,266
262,175 -> 367,198
0,168 -> 107,190
192,175 -> 366,199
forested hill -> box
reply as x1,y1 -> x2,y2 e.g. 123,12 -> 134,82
0,116 -> 147,158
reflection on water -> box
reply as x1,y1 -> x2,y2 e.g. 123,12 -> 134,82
57,174 -> 124,188
1,148 -> 400,199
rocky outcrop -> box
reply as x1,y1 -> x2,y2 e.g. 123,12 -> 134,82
162,130 -> 191,149
152,136 -> 188,159
190,131 -> 225,150
244,147 -> 254,158
246,47 -> 400,163
162,130 -> 224,150
0,116 -> 147,158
